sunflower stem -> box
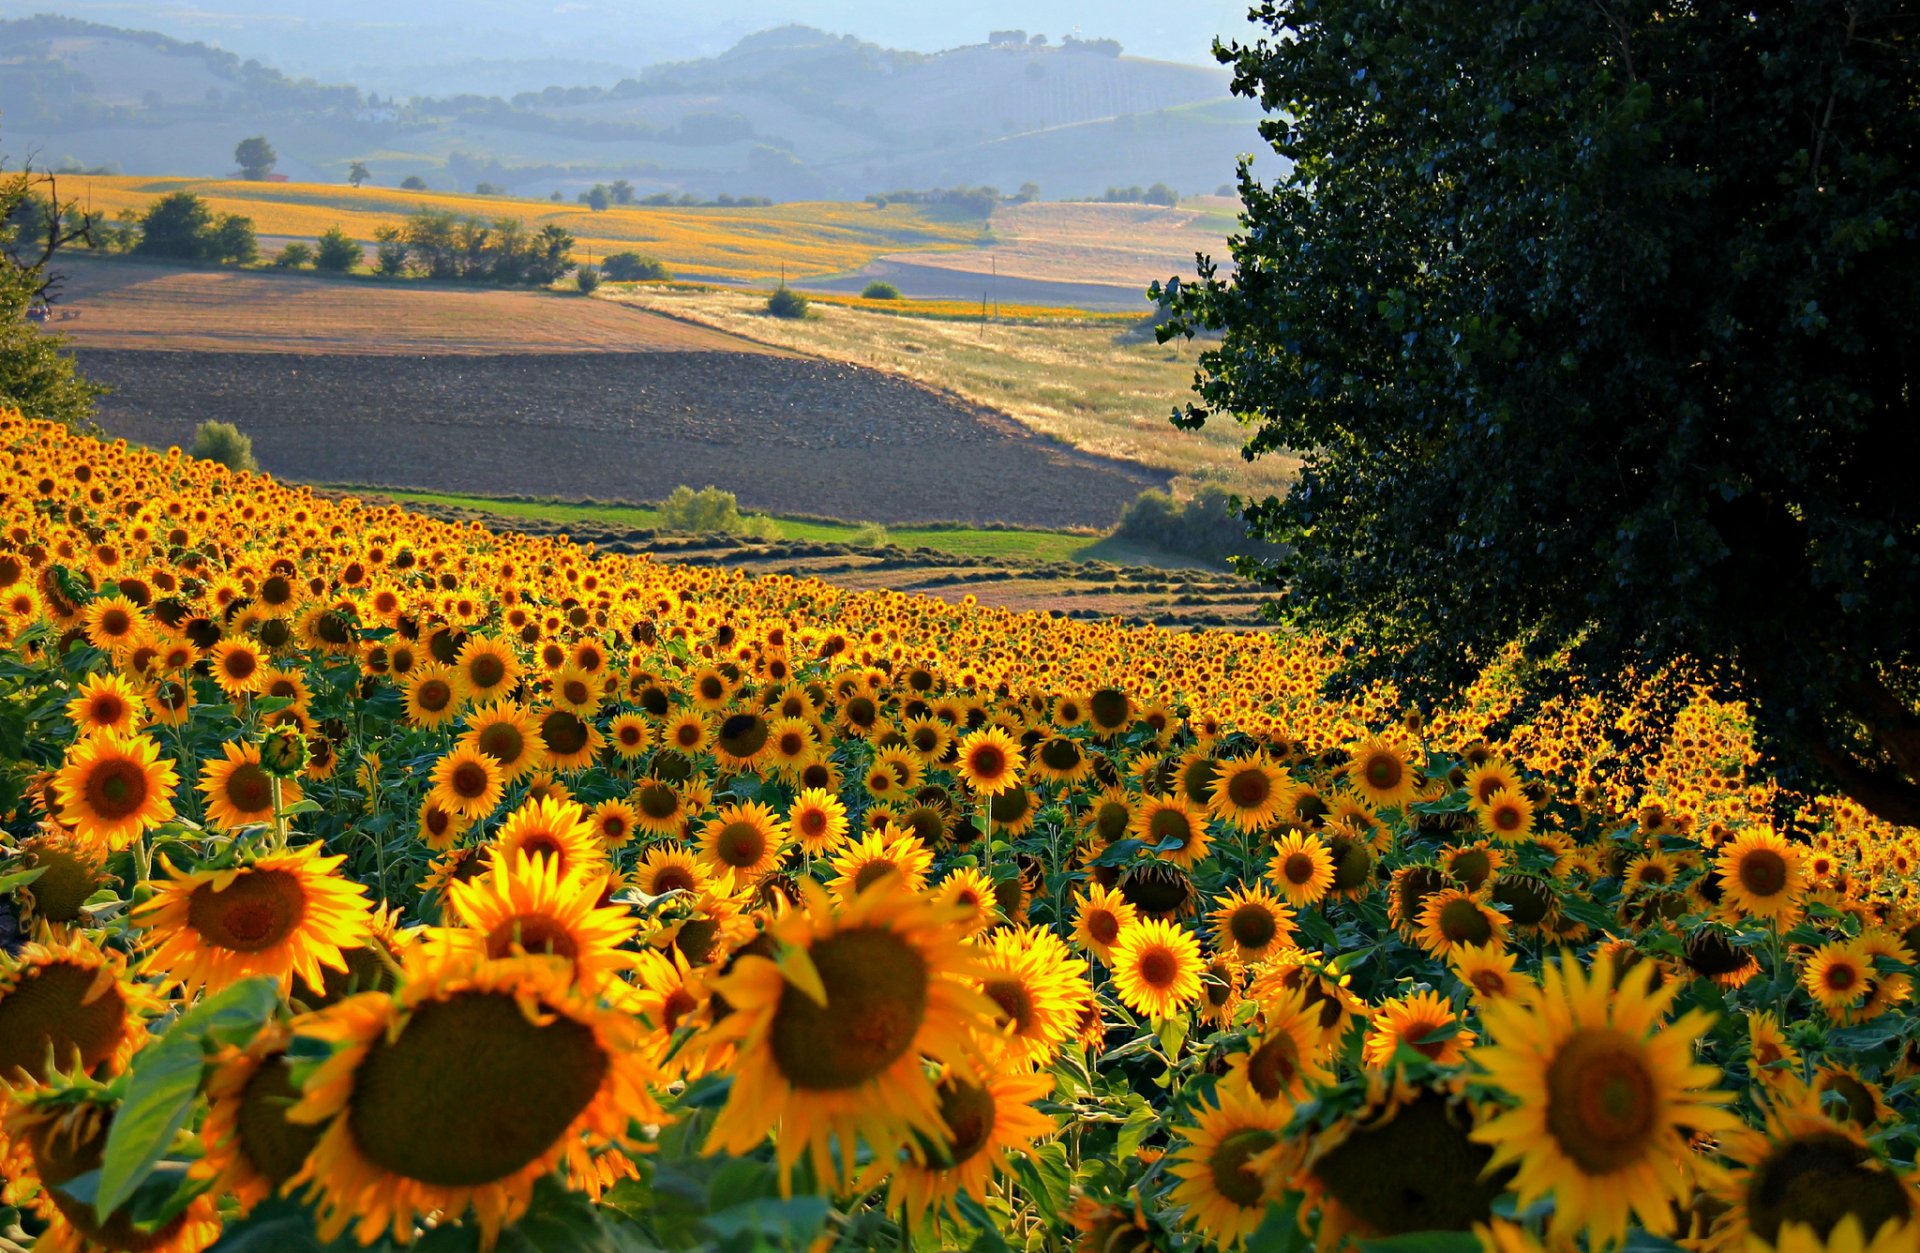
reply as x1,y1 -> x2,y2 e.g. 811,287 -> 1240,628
270,775 -> 287,850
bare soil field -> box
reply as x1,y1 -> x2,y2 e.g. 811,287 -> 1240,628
78,349 -> 1166,530
51,254 -> 765,355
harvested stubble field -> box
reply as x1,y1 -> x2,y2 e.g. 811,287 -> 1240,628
384,494 -> 1270,629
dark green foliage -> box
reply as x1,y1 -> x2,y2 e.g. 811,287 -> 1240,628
189,420 -> 256,472
382,209 -> 574,286
602,251 -> 669,281
1158,2 -> 1920,822
272,241 -> 312,269
132,191 -> 215,260
313,226 -> 360,273
399,175 -> 428,191
584,184 -> 610,212
347,161 -> 371,188
211,214 -> 257,264
766,285 -> 808,319
860,281 -> 901,300
575,264 -> 601,294
233,135 -> 276,180
372,225 -> 408,276
1114,486 -> 1278,566
0,157 -> 102,429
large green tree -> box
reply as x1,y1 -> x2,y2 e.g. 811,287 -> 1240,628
0,158 -> 102,428
1160,3 -> 1920,824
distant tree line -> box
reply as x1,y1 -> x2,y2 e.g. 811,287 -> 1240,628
371,208 -> 574,285
863,184 -> 1038,216
1098,183 -> 1181,207
1114,487 -> 1283,566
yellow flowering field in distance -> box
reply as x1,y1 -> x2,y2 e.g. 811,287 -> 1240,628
63,176 -> 988,282
2,410 -> 1915,1253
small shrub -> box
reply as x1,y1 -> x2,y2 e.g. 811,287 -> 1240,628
313,226 -> 360,273
190,421 -> 257,473
400,175 -> 428,191
738,514 -> 783,541
861,281 -> 901,300
657,485 -> 743,535
766,285 -> 809,319
603,252 -> 669,281
852,522 -> 892,548
272,242 -> 313,269
575,265 -> 601,295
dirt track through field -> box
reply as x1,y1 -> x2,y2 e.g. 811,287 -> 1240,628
79,349 -> 1168,529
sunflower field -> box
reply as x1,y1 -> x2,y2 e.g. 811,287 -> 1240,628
0,408 -> 1916,1253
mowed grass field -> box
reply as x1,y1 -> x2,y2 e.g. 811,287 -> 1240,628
60,175 -> 989,282
603,285 -> 1296,498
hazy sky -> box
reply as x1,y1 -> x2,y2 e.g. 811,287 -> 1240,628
1,1 -> 1268,78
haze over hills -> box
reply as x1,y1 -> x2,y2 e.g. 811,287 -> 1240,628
0,11 -> 1267,201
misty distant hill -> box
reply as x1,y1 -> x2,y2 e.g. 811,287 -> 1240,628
0,16 -> 1264,200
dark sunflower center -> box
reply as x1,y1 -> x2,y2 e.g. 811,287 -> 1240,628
1403,1015 -> 1453,1059
1180,759 -> 1219,805
778,732 -> 808,757
1746,1134 -> 1913,1244
715,821 -> 766,868
187,868 -> 307,952
1739,848 -> 1789,898
1226,770 -> 1270,808
237,1055 -> 324,1185
477,723 -> 525,765
651,865 -> 697,894
1089,688 -> 1129,729
1450,851 -> 1492,889
768,927 -> 928,1090
488,914 -> 580,961
1088,910 -> 1120,946
983,978 -> 1035,1034
845,696 -> 878,728
100,608 -> 131,635
1490,803 -> 1524,831
223,762 -> 274,815
33,1112 -> 192,1250
1364,754 -> 1403,791
415,678 -> 452,712
637,783 -> 680,819
469,654 -> 506,688
853,859 -> 901,894
88,694 -> 127,724
1246,1034 -> 1300,1101
1208,1128 -> 1278,1209
1229,904 -> 1279,950
970,746 -> 1006,779
26,847 -> 98,922
349,991 -> 609,1187
1283,852 -> 1318,885
1329,839 -> 1374,892
1138,947 -> 1177,988
1148,809 -> 1193,847
1543,1028 -> 1658,1174
1438,898 -> 1493,946
1825,963 -> 1860,993
86,758 -> 149,820
1040,739 -> 1082,771
225,651 -> 258,681
719,715 -> 770,758
1470,969 -> 1507,996
1312,1091 -> 1510,1234
1095,801 -> 1130,842
450,761 -> 491,800
0,960 -> 128,1083
926,1076 -> 997,1167
541,710 -> 590,755
798,809 -> 829,837
989,786 -> 1031,824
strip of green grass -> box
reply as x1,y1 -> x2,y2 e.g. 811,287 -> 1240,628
356,488 -> 1105,564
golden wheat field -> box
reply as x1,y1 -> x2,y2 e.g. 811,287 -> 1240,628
2,410 -> 1916,1253
62,176 -> 989,282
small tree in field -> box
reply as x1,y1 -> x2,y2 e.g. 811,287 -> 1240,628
575,264 -> 601,295
191,421 -> 257,473
313,227 -> 360,273
766,285 -> 808,319
273,242 -> 313,268
348,162 -> 371,188
234,136 -> 277,181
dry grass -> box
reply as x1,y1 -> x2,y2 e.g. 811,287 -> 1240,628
893,199 -> 1239,288
602,285 -> 1295,499
63,176 -> 987,282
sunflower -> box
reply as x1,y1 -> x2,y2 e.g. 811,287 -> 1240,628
827,825 -> 936,902
1804,939 -> 1873,1019
1362,990 -> 1476,1069
588,798 -> 640,848
81,593 -> 144,651
606,712 -> 653,760
1761,1218 -> 1920,1253
1463,759 -> 1522,809
416,794 -> 471,851
286,948 -> 660,1248
1209,885 -> 1296,965
700,879 -> 997,1189
459,700 -> 547,781
147,676 -> 195,728
956,726 -> 1023,796
133,843 -> 374,997
441,850 -> 639,988
931,867 -> 999,936
764,716 -> 821,777
972,926 -> 1090,1067
63,670 -> 143,735
713,711 -> 774,773
869,1066 -> 1057,1230
634,843 -> 710,900
492,796 -> 608,884
51,728 -> 177,848
1110,917 -> 1204,1020
1415,888 -> 1510,959
209,638 -> 269,697
662,710 -> 713,756
1853,929 -> 1913,1021
454,635 -> 519,701
1717,831 -> 1807,926
1071,882 -> 1138,965
789,787 -> 850,856
632,778 -> 689,838
1131,793 -> 1211,869
11,830 -> 110,925
1168,1087 -> 1291,1249
697,800 -> 789,886
1348,737 -> 1418,810
1471,950 -> 1737,1247
535,706 -> 603,771
1746,1010 -> 1803,1088
1208,756 -> 1291,833
0,937 -> 151,1084
402,663 -> 465,729
546,664 -> 607,716
199,738 -> 302,831
427,744 -> 505,820
1476,789 -> 1535,841
1451,943 -> 1535,1005
1266,831 -> 1336,907
10,1098 -> 223,1253
1028,734 -> 1093,787
1222,987 -> 1331,1106
198,1024 -> 325,1213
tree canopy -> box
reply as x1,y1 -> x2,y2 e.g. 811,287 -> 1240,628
1159,2 -> 1920,824
0,155 -> 102,428
234,135 -> 277,180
